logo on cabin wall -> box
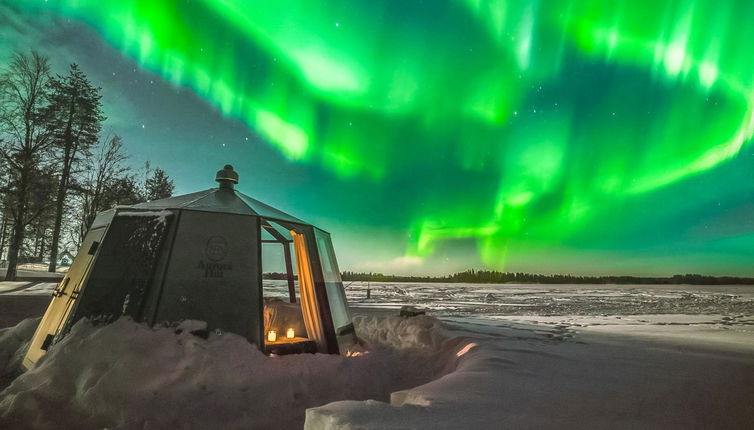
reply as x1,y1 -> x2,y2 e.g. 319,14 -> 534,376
198,236 -> 232,278
206,236 -> 228,262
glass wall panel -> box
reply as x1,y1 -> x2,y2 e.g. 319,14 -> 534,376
314,228 -> 352,330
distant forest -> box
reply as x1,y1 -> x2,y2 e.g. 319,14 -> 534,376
335,270 -> 754,285
263,270 -> 754,284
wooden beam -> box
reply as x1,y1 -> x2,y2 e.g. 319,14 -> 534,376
283,242 -> 296,303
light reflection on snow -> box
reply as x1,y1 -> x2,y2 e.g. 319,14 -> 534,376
456,342 -> 478,357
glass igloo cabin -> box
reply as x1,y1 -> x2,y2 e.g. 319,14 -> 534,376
23,165 -> 357,369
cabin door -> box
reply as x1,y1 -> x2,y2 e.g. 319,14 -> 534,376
22,227 -> 106,369
291,230 -> 327,351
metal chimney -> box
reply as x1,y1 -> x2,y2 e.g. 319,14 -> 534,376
216,164 -> 239,189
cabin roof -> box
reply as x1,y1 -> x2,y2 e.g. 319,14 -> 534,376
125,188 -> 306,225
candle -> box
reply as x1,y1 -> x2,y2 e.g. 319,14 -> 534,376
286,328 -> 295,339
267,330 -> 277,342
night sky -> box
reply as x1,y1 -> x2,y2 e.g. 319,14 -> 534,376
2,0 -> 753,276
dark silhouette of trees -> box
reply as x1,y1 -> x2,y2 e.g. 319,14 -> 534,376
69,136 -> 176,248
0,51 -> 175,273
71,134 -> 130,246
143,166 -> 174,202
0,214 -> 8,263
46,64 -> 105,272
0,51 -> 55,280
340,270 -> 754,285
103,176 -> 143,206
0,162 -> 11,262
24,166 -> 57,263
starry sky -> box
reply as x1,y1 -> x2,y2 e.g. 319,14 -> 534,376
1,0 -> 753,276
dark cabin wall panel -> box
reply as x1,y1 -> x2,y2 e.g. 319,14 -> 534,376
140,212 -> 181,324
155,211 -> 261,344
69,214 -> 172,326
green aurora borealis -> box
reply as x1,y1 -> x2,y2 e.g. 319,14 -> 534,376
5,0 -> 754,275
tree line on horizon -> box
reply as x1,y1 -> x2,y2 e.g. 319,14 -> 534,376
339,269 -> 754,285
0,51 -> 175,280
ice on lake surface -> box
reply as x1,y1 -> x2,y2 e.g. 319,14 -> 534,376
263,280 -> 754,350
264,280 -> 754,318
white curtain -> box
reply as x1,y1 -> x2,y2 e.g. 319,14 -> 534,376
291,230 -> 326,351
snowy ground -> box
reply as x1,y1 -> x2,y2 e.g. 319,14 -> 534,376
0,266 -> 67,279
0,281 -> 752,429
342,281 -> 754,354
340,281 -> 754,317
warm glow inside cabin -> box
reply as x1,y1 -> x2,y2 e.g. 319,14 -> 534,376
260,220 -> 319,354
257,217 -> 354,355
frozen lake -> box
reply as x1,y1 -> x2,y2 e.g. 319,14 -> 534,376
263,280 -> 754,317
264,280 -> 754,351
1,280 -> 752,428
7,279 -> 754,323
5,280 -> 754,350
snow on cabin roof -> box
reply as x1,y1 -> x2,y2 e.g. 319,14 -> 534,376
124,188 -> 307,225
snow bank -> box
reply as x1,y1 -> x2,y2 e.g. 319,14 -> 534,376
0,315 -> 455,429
308,315 -> 754,430
306,318 -> 495,429
0,319 -> 39,390
3,309 -> 751,429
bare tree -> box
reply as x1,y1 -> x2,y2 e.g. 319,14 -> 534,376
0,152 -> 9,263
72,134 -> 128,244
0,51 -> 55,280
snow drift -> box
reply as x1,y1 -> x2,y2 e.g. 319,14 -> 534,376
2,301 -> 752,429
0,319 -> 39,390
0,315 -> 458,429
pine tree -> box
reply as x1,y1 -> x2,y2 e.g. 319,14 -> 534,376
104,175 -> 143,206
144,167 -> 174,201
46,64 -> 104,272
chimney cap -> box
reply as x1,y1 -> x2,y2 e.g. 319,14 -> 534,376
216,164 -> 239,188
